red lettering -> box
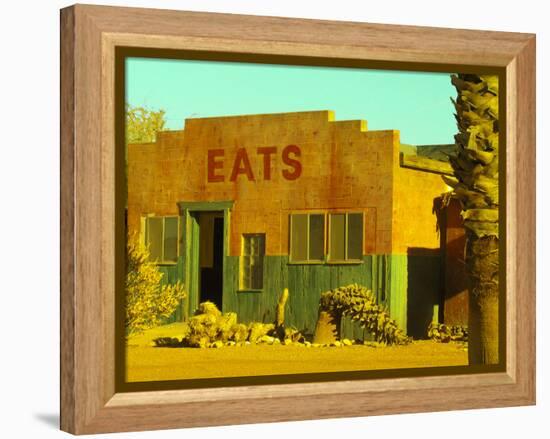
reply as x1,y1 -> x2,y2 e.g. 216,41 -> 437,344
282,145 -> 302,180
230,148 -> 255,182
257,146 -> 277,180
207,149 -> 224,182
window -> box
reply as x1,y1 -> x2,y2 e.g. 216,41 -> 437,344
240,234 -> 265,290
328,212 -> 363,261
290,213 -> 325,262
144,216 -> 180,263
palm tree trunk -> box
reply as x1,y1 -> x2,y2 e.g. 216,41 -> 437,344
446,73 -> 500,365
466,232 -> 499,364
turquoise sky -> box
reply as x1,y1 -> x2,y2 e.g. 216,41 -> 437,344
126,58 -> 457,146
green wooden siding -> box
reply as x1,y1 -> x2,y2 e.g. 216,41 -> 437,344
388,255 -> 408,337
223,255 -> 399,339
155,208 -> 440,340
154,202 -> 442,339
157,256 -> 185,324
159,252 -> 440,340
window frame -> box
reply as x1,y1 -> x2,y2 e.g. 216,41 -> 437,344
289,211 -> 326,264
289,210 -> 365,265
143,215 -> 181,265
327,211 -> 364,264
239,233 -> 266,292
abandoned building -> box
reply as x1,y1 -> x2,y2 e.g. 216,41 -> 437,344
127,110 -> 467,339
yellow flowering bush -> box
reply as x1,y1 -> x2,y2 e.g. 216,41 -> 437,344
126,105 -> 166,144
126,237 -> 186,334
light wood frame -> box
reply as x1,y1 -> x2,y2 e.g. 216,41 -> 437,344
60,4 -> 536,434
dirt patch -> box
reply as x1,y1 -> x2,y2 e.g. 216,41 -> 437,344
126,323 -> 468,382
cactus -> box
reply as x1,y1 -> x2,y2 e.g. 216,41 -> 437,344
314,284 -> 411,345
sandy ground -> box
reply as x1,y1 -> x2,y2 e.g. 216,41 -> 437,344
126,323 -> 468,382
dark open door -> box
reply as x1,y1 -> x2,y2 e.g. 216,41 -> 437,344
182,202 -> 233,317
198,213 -> 224,310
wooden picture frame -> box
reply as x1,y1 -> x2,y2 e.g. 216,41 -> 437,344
60,4 -> 536,434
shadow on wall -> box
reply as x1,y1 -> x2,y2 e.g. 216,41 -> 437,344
433,195 -> 469,327
407,247 -> 442,339
442,235 -> 469,326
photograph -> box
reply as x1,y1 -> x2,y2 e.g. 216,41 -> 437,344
0,0 -> 541,436
122,55 -> 501,384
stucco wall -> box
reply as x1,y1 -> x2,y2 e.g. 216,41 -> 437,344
127,110 -> 449,335
128,110 -> 441,256
392,154 -> 449,255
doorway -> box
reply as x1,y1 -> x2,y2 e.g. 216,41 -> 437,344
182,201 -> 233,317
197,212 -> 224,310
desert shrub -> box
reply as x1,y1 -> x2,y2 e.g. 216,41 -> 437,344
152,300 -> 308,348
318,284 -> 410,345
248,322 -> 275,344
284,327 -> 305,343
125,237 -> 186,335
126,105 -> 166,144
196,301 -> 222,318
184,302 -> 237,347
153,301 -> 307,347
428,322 -> 468,342
230,323 -> 249,343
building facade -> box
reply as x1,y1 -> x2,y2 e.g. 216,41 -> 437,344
128,110 -> 452,339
